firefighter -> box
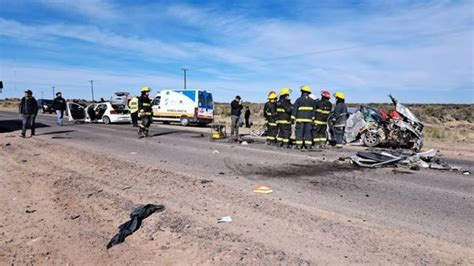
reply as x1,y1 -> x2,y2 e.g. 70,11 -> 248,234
276,87 -> 293,148
291,85 -> 315,149
264,91 -> 278,145
128,96 -> 139,127
331,92 -> 348,148
312,90 -> 332,149
137,86 -> 153,138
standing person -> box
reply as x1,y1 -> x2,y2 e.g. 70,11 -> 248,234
312,91 -> 332,149
244,107 -> 251,128
276,87 -> 293,148
263,91 -> 278,145
52,91 -> 66,126
230,95 -> 243,141
137,86 -> 153,138
291,85 -> 315,150
19,89 -> 38,138
331,92 -> 348,148
128,96 -> 139,127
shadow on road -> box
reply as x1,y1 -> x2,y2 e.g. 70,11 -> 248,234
152,131 -> 180,137
36,130 -> 75,136
0,119 -> 50,133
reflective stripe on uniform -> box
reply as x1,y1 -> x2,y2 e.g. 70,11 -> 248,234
313,137 -> 327,142
268,122 -> 278,126
142,103 -> 150,106
281,138 -> 289,143
276,108 -> 286,112
291,116 -> 296,120
296,118 -> 312,123
304,140 -> 312,145
314,120 -> 327,125
295,140 -> 303,145
298,106 -> 313,111
276,120 -> 291,124
266,136 -> 276,140
266,112 -> 272,116
316,109 -> 330,114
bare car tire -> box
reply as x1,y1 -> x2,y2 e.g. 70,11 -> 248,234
103,116 -> 111,124
362,132 -> 380,147
180,116 -> 189,126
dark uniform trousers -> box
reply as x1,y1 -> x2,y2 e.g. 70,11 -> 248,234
295,121 -> 313,146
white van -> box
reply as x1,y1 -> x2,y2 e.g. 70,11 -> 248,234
151,89 -> 214,126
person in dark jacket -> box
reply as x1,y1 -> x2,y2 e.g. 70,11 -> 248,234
276,87 -> 293,148
312,90 -> 332,149
244,107 -> 251,128
137,86 -> 152,138
52,91 -> 67,126
292,85 -> 315,150
331,92 -> 348,148
263,91 -> 278,145
19,89 -> 38,138
230,96 -> 243,141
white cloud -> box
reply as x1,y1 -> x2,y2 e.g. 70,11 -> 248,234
38,0 -> 117,20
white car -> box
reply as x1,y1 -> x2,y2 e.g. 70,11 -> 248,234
66,102 -> 131,124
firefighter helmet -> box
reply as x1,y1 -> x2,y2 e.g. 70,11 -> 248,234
300,85 -> 311,93
267,91 -> 277,100
334,92 -> 345,99
279,87 -> 292,96
140,86 -> 151,92
321,90 -> 330,98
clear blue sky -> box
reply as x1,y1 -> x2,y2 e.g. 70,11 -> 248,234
0,0 -> 473,103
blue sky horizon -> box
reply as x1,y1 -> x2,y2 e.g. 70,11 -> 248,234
0,0 -> 473,103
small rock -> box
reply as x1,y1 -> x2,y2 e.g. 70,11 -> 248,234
365,194 -> 369,197
218,172 -> 225,175
21,160 -> 27,163
25,209 -> 36,214
5,143 -> 11,147
70,214 -> 81,220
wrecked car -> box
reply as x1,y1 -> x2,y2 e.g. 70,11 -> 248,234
66,102 -> 131,124
345,95 -> 424,151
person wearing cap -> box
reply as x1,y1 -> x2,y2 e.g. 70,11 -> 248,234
312,90 -> 332,149
19,89 -> 38,138
263,91 -> 278,145
52,91 -> 67,126
137,86 -> 153,138
230,95 -> 243,141
331,92 -> 348,148
276,87 -> 293,148
291,85 -> 315,150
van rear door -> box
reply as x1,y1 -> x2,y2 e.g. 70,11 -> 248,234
197,91 -> 214,122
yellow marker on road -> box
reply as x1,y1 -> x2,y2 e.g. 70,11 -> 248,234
253,186 -> 273,194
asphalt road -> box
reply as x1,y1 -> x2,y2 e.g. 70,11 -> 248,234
1,110 -> 473,248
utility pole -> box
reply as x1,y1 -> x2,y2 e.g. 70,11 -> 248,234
52,86 -> 55,98
181,68 -> 188,90
89,80 -> 95,102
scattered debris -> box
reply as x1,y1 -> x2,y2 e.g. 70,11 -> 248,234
130,152 -> 137,155
51,136 -> 71,139
218,172 -> 225,175
5,143 -> 11,147
122,186 -> 132,190
217,216 -> 232,223
107,204 -> 165,249
26,237 -> 43,246
21,160 -> 27,163
70,214 -> 81,220
25,209 -> 37,214
241,141 -> 249,145
212,150 -> 219,154
463,170 -> 470,175
253,186 -> 273,194
200,179 -> 213,184
351,148 -> 469,173
33,153 -> 40,156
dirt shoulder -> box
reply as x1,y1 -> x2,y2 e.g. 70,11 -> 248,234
1,136 -> 473,264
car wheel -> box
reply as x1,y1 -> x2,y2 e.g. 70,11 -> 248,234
103,116 -> 111,124
180,116 -> 189,126
362,131 -> 381,147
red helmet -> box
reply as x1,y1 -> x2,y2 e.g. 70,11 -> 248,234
321,90 -> 330,98
390,111 -> 401,120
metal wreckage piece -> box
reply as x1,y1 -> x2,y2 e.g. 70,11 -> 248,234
350,148 -> 467,172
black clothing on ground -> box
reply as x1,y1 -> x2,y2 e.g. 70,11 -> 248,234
107,204 -> 165,249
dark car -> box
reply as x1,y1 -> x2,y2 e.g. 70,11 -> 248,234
37,99 -> 54,113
